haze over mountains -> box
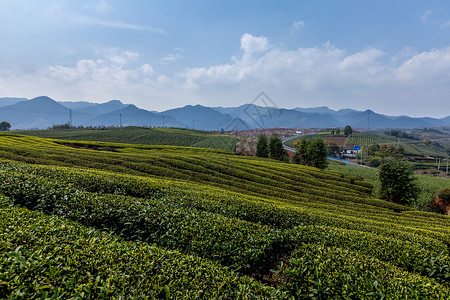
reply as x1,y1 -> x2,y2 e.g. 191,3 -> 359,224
0,96 -> 449,130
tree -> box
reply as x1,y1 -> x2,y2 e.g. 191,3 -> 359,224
309,138 -> 328,169
293,137 -> 328,169
424,138 -> 432,146
378,160 -> 420,205
268,133 -> 287,161
256,134 -> 269,158
0,121 -> 11,131
293,138 -> 311,165
335,128 -> 341,135
343,125 -> 353,137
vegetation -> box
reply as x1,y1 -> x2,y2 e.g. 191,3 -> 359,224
0,121 -> 11,131
328,162 -> 450,210
268,133 -> 287,161
379,160 -> 420,206
256,134 -> 269,158
293,138 -> 328,170
385,129 -> 418,140
0,132 -> 449,298
430,187 -> 450,215
14,126 -> 239,151
344,125 -> 353,137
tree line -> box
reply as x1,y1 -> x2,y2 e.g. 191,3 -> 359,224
256,133 -> 328,169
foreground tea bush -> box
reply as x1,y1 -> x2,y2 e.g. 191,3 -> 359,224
287,225 -> 450,285
0,170 -> 282,273
283,245 -> 450,299
0,202 -> 283,299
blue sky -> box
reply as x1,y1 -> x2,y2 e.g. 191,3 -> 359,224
1,1 -> 450,117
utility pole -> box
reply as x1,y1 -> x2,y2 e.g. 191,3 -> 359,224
162,116 -> 165,128
438,158 -> 441,171
120,114 -> 122,128
361,146 -> 363,165
69,108 -> 72,126
446,158 -> 449,175
192,119 -> 195,130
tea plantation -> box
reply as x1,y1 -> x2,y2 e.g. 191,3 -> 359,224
0,132 -> 449,299
13,126 -> 239,152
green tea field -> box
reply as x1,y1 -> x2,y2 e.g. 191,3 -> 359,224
0,132 -> 449,298
14,126 -> 239,152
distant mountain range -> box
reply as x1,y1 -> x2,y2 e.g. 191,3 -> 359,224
0,96 -> 449,130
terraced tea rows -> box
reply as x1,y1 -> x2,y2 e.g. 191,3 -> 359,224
14,126 -> 239,151
0,132 -> 449,298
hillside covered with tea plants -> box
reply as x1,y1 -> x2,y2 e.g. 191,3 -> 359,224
0,132 -> 449,299
14,126 -> 239,152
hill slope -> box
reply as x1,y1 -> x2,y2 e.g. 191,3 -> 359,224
0,133 -> 448,298
14,127 -> 239,151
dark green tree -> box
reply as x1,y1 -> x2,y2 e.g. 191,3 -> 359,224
256,134 -> 269,158
378,160 -> 420,205
0,121 -> 11,131
335,128 -> 341,135
268,133 -> 287,161
292,138 -> 311,165
309,138 -> 329,169
293,137 -> 328,169
344,125 -> 353,137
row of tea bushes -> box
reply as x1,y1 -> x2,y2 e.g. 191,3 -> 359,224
283,244 -> 449,299
0,161 -> 448,247
287,225 -> 450,285
0,201 -> 282,299
0,170 -> 283,273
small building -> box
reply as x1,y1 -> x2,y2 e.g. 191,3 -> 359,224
337,146 -> 359,159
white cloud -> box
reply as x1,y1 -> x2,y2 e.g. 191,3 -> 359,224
180,34 -> 450,116
421,10 -> 433,22
75,15 -> 164,33
240,33 -> 269,54
292,20 -> 305,31
109,51 -> 139,66
1,34 -> 450,117
95,0 -> 112,15
159,53 -> 182,64
442,20 -> 450,28
396,47 -> 450,82
140,64 -> 154,75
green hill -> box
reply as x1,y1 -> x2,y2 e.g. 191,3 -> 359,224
0,132 -> 449,298
13,126 -> 239,151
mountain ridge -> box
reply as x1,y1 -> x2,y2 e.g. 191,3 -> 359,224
0,96 -> 449,130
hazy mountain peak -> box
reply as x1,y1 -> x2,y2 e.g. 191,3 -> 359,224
104,100 -> 124,105
31,96 -> 55,102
